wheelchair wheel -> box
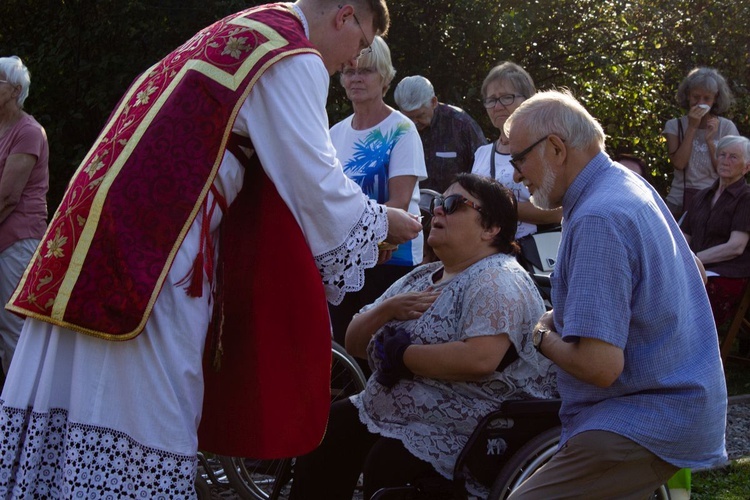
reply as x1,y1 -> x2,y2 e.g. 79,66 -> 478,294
219,341 -> 367,499
487,426 -> 672,500
649,484 -> 671,500
195,451 -> 234,499
487,425 -> 560,499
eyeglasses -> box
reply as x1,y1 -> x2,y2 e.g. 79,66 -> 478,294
352,12 -> 373,56
482,94 -> 524,109
339,5 -> 373,57
430,194 -> 483,216
0,80 -> 9,85
509,136 -> 549,173
341,66 -> 377,78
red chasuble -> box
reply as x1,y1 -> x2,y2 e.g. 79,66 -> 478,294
8,4 -> 332,458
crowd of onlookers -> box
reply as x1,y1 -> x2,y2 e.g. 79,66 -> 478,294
0,4 -> 745,496
285,34 -> 741,498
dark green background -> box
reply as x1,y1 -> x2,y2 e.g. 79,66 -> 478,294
2,0 -> 748,212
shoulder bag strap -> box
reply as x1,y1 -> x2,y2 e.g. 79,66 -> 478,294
678,118 -> 687,208
490,144 -> 496,179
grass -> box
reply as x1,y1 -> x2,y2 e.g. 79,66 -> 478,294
692,459 -> 750,499
691,361 -> 750,499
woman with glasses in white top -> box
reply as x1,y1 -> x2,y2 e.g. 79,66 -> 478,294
471,62 -> 561,239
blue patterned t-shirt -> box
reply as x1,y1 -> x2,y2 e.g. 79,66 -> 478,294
331,110 -> 427,266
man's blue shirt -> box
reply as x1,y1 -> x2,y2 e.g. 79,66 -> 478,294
551,152 -> 727,469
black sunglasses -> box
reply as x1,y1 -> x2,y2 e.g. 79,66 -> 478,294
430,194 -> 483,216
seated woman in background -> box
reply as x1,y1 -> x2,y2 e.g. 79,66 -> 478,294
681,135 -> 750,327
290,173 -> 557,500
664,67 -> 738,220
471,62 -> 561,239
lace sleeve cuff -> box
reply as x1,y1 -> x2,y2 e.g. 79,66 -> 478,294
315,200 -> 388,305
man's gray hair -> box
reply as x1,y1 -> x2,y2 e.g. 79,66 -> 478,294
504,89 -> 605,151
716,135 -> 750,164
394,75 -> 435,111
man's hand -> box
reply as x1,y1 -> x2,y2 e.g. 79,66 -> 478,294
537,310 -> 555,330
386,207 -> 422,244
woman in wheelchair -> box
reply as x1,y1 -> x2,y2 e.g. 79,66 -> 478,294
290,174 -> 558,499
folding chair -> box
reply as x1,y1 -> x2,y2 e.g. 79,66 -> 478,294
720,280 -> 750,365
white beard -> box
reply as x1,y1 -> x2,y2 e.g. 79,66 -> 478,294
530,161 -> 558,210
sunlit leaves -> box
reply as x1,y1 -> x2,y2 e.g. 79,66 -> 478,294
1,0 -> 747,208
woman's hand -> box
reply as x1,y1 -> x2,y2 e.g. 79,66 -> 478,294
345,290 -> 441,358
377,248 -> 394,265
687,104 -> 710,128
383,290 -> 441,321
386,207 -> 422,244
706,116 -> 719,143
374,325 -> 413,388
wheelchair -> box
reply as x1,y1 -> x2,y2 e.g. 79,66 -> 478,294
198,341 -> 367,499
370,398 -> 670,500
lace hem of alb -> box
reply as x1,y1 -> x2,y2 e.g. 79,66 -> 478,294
0,401 -> 197,499
316,200 -> 388,306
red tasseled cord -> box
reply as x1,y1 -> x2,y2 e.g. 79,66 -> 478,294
176,186 -> 227,297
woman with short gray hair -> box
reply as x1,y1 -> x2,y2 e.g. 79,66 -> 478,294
0,55 -> 49,380
681,135 -> 750,329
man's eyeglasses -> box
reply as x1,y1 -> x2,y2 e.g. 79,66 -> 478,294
0,80 -> 9,85
509,135 -> 549,173
482,94 -> 524,109
430,194 -> 483,216
339,5 -> 373,56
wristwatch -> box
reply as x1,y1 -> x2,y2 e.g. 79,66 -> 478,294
533,326 -> 550,354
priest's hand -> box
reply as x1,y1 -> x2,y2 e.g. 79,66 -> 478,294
385,207 -> 422,244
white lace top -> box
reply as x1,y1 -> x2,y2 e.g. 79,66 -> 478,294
350,253 -> 558,496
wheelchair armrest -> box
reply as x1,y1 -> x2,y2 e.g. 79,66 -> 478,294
531,273 -> 551,288
499,398 -> 561,416
453,399 -> 562,490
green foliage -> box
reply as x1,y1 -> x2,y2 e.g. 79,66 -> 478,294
0,0 -> 249,210
692,458 -> 750,499
1,0 -> 748,212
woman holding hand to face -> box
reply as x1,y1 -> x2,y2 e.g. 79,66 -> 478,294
664,67 -> 738,219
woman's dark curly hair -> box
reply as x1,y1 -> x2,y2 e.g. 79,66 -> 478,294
453,173 -> 520,255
